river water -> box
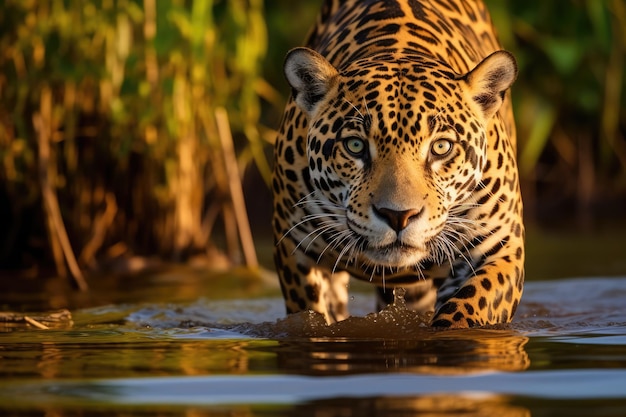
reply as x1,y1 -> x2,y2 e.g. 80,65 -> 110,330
1,226 -> 626,416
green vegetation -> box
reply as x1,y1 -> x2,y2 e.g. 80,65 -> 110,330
486,0 -> 626,214
0,1 -> 624,281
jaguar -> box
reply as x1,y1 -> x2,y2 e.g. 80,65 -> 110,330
272,0 -> 524,328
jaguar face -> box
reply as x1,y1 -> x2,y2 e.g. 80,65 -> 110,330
300,57 -> 492,269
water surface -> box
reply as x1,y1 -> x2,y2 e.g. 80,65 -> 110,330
2,274 -> 626,416
1,226 -> 626,416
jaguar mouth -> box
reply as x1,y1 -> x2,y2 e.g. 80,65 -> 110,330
362,240 -> 428,267
344,221 -> 429,267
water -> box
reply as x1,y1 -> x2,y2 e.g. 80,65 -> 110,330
1,227 -> 626,416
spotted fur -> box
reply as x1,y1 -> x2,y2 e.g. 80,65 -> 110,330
273,0 -> 524,328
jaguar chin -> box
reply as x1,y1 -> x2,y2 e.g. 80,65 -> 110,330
363,241 -> 428,268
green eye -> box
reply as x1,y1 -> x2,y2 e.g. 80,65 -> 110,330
431,139 -> 453,156
344,137 -> 367,157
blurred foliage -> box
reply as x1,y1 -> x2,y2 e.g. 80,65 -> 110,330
486,0 -> 626,214
0,0 -> 624,276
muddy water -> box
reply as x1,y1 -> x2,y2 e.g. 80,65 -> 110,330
1,227 -> 626,416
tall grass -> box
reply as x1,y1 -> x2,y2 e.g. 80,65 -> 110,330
0,0 -> 273,281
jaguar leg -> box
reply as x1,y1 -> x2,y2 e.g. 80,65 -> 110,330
432,260 -> 524,328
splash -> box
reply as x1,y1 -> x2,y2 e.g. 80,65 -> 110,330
393,286 -> 406,307
238,287 -> 433,339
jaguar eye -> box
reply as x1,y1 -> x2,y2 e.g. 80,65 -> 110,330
344,137 -> 367,157
431,138 -> 453,156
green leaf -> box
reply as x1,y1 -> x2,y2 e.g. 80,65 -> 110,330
541,38 -> 584,75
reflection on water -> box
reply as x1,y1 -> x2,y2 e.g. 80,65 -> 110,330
239,301 -> 530,374
1,256 -> 626,417
273,331 -> 529,374
290,395 -> 532,417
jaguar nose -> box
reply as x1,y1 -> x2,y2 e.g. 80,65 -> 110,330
373,206 -> 424,232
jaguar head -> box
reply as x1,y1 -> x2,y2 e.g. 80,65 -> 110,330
284,48 -> 517,268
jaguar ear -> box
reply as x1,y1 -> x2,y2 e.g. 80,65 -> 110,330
284,47 -> 339,117
463,50 -> 518,120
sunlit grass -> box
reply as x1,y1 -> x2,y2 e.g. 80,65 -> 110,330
0,0 -> 273,280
